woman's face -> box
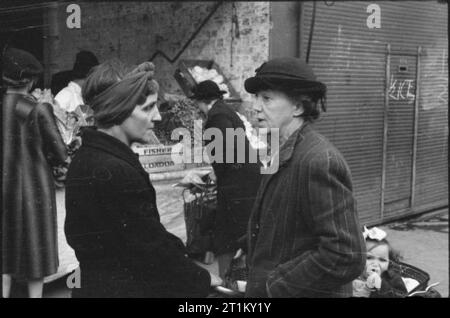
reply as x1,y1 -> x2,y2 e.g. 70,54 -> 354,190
121,93 -> 161,144
366,241 -> 390,275
252,89 -> 302,135
195,100 -> 209,116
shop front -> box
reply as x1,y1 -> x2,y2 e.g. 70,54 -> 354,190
4,1 -> 447,225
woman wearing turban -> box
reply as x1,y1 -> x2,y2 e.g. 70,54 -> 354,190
2,48 -> 68,297
64,60 -> 221,297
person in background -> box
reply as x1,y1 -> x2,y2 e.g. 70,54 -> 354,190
190,80 -> 261,279
243,57 -> 366,297
50,69 -> 72,96
64,60 -> 221,297
53,50 -> 99,112
2,48 -> 68,298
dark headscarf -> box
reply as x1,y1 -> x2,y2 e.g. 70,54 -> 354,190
89,64 -> 155,128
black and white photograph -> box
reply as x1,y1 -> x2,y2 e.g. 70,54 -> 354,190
1,0 -> 448,302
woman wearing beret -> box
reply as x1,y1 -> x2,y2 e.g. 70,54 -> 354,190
64,60 -> 221,297
190,80 -> 261,280
243,57 -> 366,298
2,48 -> 68,297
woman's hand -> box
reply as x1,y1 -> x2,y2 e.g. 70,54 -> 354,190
208,170 -> 217,182
210,272 -> 223,287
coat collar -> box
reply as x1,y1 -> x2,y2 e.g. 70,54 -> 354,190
280,121 -> 310,164
207,100 -> 232,117
81,127 -> 148,177
270,121 -> 311,170
255,122 -> 311,208
256,121 -> 312,205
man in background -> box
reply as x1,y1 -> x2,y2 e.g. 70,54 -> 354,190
52,50 -> 98,111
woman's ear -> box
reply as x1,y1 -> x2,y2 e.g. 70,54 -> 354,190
293,104 -> 304,118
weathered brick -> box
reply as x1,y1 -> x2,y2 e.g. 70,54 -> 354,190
47,1 -> 269,106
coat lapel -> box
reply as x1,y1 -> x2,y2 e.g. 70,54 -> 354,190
248,122 -> 310,254
255,122 -> 309,206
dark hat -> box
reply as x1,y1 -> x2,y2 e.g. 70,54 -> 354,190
244,57 -> 323,93
190,80 -> 226,100
72,50 -> 99,79
2,47 -> 43,86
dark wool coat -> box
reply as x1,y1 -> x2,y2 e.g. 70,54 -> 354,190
204,101 -> 261,255
2,93 -> 67,279
246,123 -> 366,298
65,128 -> 211,297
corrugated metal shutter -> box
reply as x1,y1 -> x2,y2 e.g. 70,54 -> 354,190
301,1 -> 448,224
301,2 -> 386,224
415,46 -> 448,209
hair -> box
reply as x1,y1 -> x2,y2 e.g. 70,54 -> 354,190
196,95 -> 223,105
366,238 -> 403,266
260,78 -> 327,123
82,58 -> 127,105
72,50 -> 99,80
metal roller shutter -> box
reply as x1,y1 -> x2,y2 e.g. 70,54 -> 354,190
415,46 -> 448,209
301,1 -> 448,224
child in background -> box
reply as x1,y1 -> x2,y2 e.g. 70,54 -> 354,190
353,227 -> 409,298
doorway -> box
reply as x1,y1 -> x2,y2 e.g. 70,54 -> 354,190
383,52 -> 419,217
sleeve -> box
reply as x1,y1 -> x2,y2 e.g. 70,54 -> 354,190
103,173 -> 212,297
54,89 -> 71,112
37,102 -> 68,167
266,150 -> 366,297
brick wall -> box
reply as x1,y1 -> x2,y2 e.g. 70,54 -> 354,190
48,1 -> 270,102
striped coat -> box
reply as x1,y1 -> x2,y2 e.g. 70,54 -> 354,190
246,122 -> 366,298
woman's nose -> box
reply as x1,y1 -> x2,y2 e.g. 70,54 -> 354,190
152,108 -> 162,122
252,96 -> 262,112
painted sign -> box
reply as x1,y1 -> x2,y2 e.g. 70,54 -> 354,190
134,144 -> 184,173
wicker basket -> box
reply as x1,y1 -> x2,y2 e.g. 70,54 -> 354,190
389,261 -> 430,293
182,180 -> 217,259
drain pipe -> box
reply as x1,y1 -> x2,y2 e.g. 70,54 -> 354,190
305,1 -> 317,63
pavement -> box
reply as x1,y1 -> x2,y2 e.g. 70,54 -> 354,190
380,210 -> 448,297
8,178 -> 447,298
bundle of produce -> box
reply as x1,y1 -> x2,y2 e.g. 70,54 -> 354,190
188,65 -> 230,99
